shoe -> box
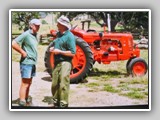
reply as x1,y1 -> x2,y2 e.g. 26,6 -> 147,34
25,97 -> 32,106
60,102 -> 68,108
48,98 -> 59,108
54,102 -> 59,108
19,101 -> 27,107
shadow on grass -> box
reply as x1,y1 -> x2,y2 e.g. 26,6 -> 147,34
42,96 -> 54,104
41,76 -> 88,84
41,68 -> 128,83
89,68 -> 128,77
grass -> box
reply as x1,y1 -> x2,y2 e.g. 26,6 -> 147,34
121,91 -> 146,99
103,84 -> 120,93
118,83 -> 130,91
86,82 -> 100,88
129,76 -> 148,85
12,50 -> 21,62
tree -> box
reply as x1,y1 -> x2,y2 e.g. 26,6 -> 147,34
12,11 -> 149,37
12,12 -> 43,31
58,11 -> 148,34
112,12 -> 148,33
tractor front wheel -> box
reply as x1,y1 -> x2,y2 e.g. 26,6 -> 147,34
126,57 -> 135,74
127,57 -> 148,76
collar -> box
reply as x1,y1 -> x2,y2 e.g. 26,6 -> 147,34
29,29 -> 37,36
60,30 -> 69,35
29,29 -> 33,34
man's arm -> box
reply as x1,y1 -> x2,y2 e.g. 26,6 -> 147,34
57,49 -> 75,57
50,48 -> 75,57
12,40 -> 27,58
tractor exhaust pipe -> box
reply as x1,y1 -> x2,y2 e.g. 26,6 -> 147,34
107,14 -> 111,32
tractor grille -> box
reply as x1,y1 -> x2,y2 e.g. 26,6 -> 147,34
129,38 -> 133,51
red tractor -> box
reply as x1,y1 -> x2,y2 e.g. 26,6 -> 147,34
44,15 -> 148,83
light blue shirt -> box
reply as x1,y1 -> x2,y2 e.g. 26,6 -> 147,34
15,29 -> 38,65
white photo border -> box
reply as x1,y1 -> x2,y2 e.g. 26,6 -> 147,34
9,9 -> 151,111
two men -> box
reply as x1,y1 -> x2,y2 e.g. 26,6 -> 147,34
12,16 -> 76,108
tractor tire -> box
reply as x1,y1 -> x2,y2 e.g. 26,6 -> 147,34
126,57 -> 135,74
44,36 -> 94,84
127,57 -> 148,77
44,42 -> 54,76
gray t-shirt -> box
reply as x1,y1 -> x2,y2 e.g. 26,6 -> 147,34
15,29 -> 38,65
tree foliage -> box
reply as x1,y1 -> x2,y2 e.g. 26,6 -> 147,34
59,11 -> 148,34
12,12 -> 44,31
12,11 -> 149,35
112,12 -> 148,32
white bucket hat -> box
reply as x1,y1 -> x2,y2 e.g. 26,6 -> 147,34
57,15 -> 71,30
29,19 -> 41,25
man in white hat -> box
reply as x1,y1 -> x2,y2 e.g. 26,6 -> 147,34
12,19 -> 41,106
49,15 -> 76,108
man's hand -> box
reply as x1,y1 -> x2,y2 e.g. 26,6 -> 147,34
49,47 -> 61,55
49,47 -> 54,52
21,51 -> 27,58
12,40 -> 27,58
49,47 -> 74,57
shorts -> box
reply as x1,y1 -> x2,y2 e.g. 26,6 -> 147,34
20,64 -> 36,78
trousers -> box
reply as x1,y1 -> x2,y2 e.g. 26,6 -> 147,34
51,61 -> 71,107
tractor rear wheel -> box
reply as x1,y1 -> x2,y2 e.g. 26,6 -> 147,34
44,37 -> 94,83
127,57 -> 148,76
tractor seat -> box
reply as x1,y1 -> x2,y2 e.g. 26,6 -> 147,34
99,32 -> 103,38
